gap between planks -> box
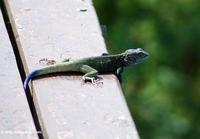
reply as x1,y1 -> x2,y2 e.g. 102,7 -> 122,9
0,1 -> 44,139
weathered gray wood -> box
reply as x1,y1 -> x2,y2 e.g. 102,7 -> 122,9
4,0 -> 140,139
0,10 -> 38,139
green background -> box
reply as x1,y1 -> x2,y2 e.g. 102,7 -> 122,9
94,0 -> 200,139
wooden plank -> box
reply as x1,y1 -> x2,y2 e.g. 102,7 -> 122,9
4,0 -> 140,139
0,10 -> 38,139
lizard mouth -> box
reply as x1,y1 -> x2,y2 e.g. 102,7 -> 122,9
142,51 -> 149,60
136,52 -> 149,64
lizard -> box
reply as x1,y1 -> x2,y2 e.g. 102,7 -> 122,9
23,48 -> 149,91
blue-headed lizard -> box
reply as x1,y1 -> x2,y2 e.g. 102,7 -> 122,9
24,48 -> 149,91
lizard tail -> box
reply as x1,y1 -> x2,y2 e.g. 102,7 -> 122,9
23,61 -> 77,92
23,70 -> 40,91
23,62 -> 74,91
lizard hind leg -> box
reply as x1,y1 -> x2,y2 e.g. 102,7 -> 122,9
62,58 -> 71,62
80,65 -> 102,85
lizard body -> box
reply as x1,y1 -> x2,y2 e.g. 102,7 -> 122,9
24,48 -> 149,91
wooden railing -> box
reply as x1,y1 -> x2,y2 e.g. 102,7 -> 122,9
0,0 -> 139,138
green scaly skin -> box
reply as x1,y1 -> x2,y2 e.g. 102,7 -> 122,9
24,48 -> 149,91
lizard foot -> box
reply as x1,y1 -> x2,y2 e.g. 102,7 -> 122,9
82,76 -> 103,86
93,78 -> 103,87
39,58 -> 56,65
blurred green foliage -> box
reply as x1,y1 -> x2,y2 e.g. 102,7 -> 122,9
93,0 -> 200,139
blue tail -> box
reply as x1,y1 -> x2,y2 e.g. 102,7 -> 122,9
23,70 -> 39,91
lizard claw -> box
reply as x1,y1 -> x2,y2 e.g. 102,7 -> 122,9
92,78 -> 103,86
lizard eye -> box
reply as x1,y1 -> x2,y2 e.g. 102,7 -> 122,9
138,52 -> 143,57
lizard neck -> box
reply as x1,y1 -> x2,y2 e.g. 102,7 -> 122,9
108,53 -> 125,67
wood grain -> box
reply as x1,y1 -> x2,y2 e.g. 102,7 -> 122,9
0,10 -> 38,139
4,0 -> 140,138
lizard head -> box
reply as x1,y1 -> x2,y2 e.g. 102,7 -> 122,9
123,48 -> 149,66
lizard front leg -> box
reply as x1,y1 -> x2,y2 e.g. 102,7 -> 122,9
116,67 -> 124,83
80,65 -> 102,85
